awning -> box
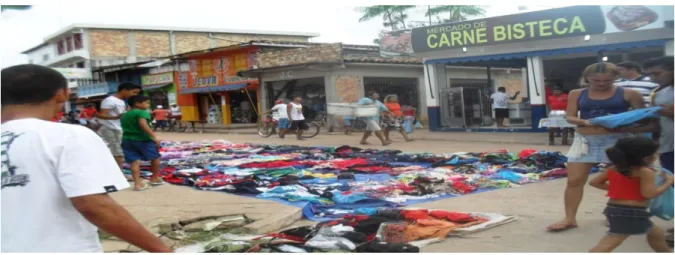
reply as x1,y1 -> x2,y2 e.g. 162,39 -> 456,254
78,92 -> 109,99
179,83 -> 248,94
143,83 -> 172,91
137,59 -> 172,68
424,39 -> 670,65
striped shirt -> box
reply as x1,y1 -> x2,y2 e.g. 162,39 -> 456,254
614,76 -> 658,106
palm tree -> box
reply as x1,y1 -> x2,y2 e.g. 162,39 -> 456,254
391,5 -> 415,30
425,5 -> 486,24
357,6 -> 399,30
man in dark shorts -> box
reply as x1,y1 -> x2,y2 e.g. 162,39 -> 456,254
490,87 -> 520,128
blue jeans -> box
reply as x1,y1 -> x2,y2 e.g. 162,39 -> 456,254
277,118 -> 290,129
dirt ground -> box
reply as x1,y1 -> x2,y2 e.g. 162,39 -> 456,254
109,131 -> 671,252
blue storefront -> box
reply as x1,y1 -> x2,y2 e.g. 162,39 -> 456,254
77,62 -> 150,109
407,5 -> 674,132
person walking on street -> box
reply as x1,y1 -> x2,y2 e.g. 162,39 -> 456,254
358,91 -> 391,146
151,105 -> 169,131
287,96 -> 308,140
97,83 -> 141,173
490,87 -> 520,127
0,64 -> 171,253
383,95 -> 413,142
546,62 -> 654,232
262,99 -> 290,138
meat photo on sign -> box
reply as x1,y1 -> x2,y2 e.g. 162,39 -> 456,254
605,6 -> 659,32
380,31 -> 413,57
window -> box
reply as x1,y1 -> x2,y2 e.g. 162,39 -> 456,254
43,54 -> 49,61
57,40 -> 65,55
76,61 -> 85,68
65,36 -> 73,52
73,33 -> 83,49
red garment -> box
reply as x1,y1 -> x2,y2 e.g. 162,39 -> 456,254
52,112 -> 64,122
545,86 -> 553,100
518,149 -> 537,159
547,94 -> 568,111
80,108 -> 98,119
429,210 -> 476,223
238,161 -> 299,169
330,158 -> 369,169
607,170 -> 647,200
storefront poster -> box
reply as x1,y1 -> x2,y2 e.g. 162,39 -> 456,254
52,68 -> 92,79
379,30 -> 414,57
178,72 -> 188,89
188,52 -> 258,88
141,72 -> 174,86
409,5 -> 670,53
168,92 -> 177,105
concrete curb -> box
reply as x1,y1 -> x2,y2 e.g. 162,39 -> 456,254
242,206 -> 303,234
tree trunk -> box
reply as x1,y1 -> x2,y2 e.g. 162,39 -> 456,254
399,11 -> 407,29
385,10 -> 397,30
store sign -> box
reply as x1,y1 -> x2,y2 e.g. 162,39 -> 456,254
141,72 -> 174,86
194,75 -> 218,87
178,72 -> 188,89
52,68 -> 92,79
409,5 -> 668,53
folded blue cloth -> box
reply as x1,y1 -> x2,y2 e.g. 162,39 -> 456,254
589,107 -> 661,128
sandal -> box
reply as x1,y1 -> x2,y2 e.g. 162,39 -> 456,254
546,222 -> 578,232
149,180 -> 166,186
134,183 -> 152,191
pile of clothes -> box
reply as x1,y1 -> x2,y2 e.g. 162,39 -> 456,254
128,140 -> 569,220
177,208 -> 515,253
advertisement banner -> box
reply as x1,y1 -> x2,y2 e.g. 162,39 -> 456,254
52,68 -> 92,79
141,72 -> 174,86
188,52 -> 258,88
407,5 -> 670,53
379,30 -> 414,57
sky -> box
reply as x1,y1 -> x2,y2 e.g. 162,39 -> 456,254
0,2 -> 561,68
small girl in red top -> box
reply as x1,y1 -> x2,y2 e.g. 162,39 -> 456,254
588,137 -> 673,252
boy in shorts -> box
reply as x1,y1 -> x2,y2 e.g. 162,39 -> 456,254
120,95 -> 164,191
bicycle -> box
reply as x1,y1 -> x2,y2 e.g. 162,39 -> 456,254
166,116 -> 188,132
257,114 -> 320,138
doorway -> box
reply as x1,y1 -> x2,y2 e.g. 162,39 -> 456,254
230,90 -> 258,124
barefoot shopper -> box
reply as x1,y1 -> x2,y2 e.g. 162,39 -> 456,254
0,65 -> 170,253
547,62 -> 650,232
358,91 -> 391,146
588,137 -> 673,252
121,95 -> 164,191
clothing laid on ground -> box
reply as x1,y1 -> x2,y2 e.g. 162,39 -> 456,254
0,119 -> 129,252
547,94 -> 568,111
121,109 -> 154,141
99,96 -> 127,130
272,104 -> 288,120
653,85 -> 674,154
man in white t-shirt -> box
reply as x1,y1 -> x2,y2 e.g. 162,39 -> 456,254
97,83 -> 141,170
615,61 -> 659,106
490,87 -> 520,128
0,64 -> 170,253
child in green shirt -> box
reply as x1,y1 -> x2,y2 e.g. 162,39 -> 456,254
120,95 -> 163,191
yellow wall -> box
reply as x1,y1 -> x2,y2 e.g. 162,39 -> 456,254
180,106 -> 199,122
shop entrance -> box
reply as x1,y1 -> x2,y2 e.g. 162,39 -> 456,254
230,90 -> 258,124
364,77 -> 419,110
266,77 -> 326,122
197,94 -> 222,124
148,90 -> 169,110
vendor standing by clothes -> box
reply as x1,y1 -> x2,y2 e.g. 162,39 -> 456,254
490,87 -> 520,128
546,86 -> 572,145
